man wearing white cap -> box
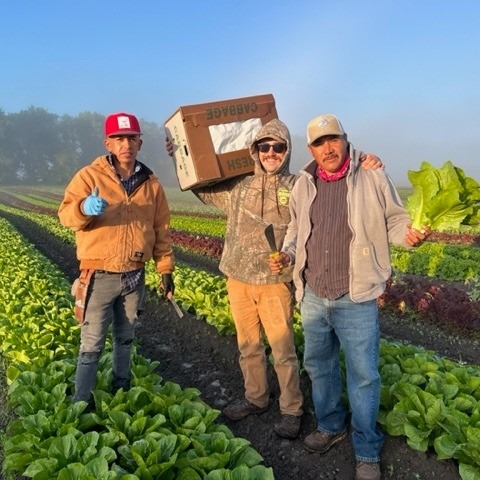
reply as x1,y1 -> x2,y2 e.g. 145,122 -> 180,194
59,112 -> 175,409
269,114 -> 430,480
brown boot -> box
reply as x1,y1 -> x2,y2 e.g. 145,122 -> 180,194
356,461 -> 381,480
303,429 -> 347,453
274,414 -> 301,439
223,399 -> 268,421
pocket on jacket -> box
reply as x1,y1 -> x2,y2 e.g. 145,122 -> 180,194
352,243 -> 390,287
127,216 -> 155,262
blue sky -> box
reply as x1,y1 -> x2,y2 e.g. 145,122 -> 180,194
2,1 -> 479,185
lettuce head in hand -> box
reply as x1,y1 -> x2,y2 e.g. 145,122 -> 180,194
407,161 -> 480,231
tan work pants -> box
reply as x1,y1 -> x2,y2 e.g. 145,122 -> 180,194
226,278 -> 303,416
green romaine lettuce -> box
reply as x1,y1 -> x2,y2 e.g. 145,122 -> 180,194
406,161 -> 480,231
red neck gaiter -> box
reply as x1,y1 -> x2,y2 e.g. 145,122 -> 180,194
317,155 -> 350,182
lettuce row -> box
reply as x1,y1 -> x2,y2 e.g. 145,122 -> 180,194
0,218 -> 273,479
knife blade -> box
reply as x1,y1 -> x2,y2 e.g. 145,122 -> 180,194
169,296 -> 184,318
264,224 -> 278,254
264,224 -> 284,273
159,287 -> 185,318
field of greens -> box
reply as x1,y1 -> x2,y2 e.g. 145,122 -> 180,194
1,185 -> 480,479
0,212 -> 273,479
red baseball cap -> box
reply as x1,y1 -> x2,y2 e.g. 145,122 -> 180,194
104,112 -> 142,137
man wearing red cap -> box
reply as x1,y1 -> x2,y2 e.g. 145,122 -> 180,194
59,112 -> 175,409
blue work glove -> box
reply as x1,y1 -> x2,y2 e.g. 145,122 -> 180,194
82,187 -> 108,216
160,273 -> 175,298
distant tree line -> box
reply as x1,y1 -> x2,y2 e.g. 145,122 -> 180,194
0,107 -> 177,186
0,106 -> 312,187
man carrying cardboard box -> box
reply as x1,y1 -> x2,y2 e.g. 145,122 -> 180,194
168,118 -> 303,438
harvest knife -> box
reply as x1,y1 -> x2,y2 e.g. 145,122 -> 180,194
264,224 -> 278,254
169,296 -> 184,318
264,224 -> 284,274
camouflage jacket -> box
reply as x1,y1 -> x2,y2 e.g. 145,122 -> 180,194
195,119 -> 296,284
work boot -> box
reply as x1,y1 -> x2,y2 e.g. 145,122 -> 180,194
303,429 -> 347,453
80,397 -> 95,414
223,399 -> 268,421
274,414 -> 301,439
356,461 -> 381,480
112,378 -> 130,394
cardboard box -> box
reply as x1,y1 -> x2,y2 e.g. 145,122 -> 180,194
164,94 -> 278,190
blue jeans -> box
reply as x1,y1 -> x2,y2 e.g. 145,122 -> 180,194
301,285 -> 383,462
73,271 -> 144,403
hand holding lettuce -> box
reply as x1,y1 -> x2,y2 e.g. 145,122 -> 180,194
406,161 -> 480,232
405,224 -> 431,246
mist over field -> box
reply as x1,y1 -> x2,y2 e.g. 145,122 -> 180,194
0,108 -> 310,188
0,106 -> 476,191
